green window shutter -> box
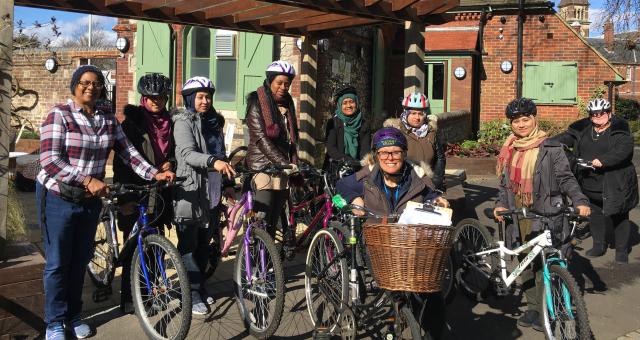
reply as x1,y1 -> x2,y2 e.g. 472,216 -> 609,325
135,21 -> 171,102
236,32 -> 273,119
523,63 -> 546,102
550,62 -> 578,104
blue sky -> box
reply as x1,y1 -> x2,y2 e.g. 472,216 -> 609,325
14,6 -> 117,46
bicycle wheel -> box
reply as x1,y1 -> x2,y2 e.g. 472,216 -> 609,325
541,264 -> 591,340
234,226 -> 285,339
131,234 -> 191,340
87,211 -> 116,288
441,250 -> 455,304
305,228 -> 348,333
451,218 -> 495,297
392,305 -> 427,340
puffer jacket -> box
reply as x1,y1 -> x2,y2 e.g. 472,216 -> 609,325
324,116 -> 372,163
496,138 -> 589,246
172,106 -> 226,225
553,116 -> 638,215
245,91 -> 298,170
383,117 -> 446,191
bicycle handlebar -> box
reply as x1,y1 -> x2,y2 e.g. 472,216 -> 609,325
496,206 -> 586,221
107,177 -> 187,196
234,164 -> 293,177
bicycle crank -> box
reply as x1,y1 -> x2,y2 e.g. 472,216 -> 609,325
339,308 -> 357,340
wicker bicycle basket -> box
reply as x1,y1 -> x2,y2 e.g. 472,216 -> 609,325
362,223 -> 454,293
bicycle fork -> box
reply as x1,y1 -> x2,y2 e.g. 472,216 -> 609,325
543,256 -> 574,321
135,206 -> 169,295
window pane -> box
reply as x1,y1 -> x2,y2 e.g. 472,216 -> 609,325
192,28 -> 210,58
190,59 -> 209,78
216,59 -> 237,102
432,64 -> 444,100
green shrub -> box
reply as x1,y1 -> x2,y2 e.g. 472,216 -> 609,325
538,119 -> 570,137
19,130 -> 40,140
477,119 -> 511,146
460,140 -> 479,150
615,96 -> 640,121
628,120 -> 640,144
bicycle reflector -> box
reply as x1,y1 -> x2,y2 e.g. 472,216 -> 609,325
332,194 -> 348,209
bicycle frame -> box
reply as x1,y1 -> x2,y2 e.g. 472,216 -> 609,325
287,192 -> 332,247
473,229 -> 554,287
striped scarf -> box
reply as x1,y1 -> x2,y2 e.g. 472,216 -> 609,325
496,125 -> 547,206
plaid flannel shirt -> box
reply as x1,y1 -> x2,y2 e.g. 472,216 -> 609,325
37,101 -> 158,195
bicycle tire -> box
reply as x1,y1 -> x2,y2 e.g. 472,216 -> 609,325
395,305 -> 429,340
541,264 -> 592,340
131,234 -> 191,340
451,218 -> 495,298
234,226 -> 285,339
305,228 -> 349,333
87,211 -> 116,288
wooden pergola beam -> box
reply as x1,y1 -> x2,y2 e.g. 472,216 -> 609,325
391,0 -> 419,11
163,0 -> 230,15
233,4 -> 292,23
307,16 -> 379,31
258,9 -> 323,25
284,13 -> 350,29
258,0 -> 413,22
204,0 -> 257,19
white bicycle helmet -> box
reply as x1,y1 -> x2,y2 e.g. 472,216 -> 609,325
266,60 -> 296,79
181,76 -> 215,96
402,91 -> 430,110
587,98 -> 612,114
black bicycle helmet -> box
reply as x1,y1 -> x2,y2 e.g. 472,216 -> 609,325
137,73 -> 172,96
333,83 -> 358,103
505,97 -> 537,119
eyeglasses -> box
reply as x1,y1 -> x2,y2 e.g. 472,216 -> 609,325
377,150 -> 404,160
589,111 -> 609,118
78,80 -> 104,89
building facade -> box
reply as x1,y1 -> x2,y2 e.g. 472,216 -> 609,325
558,0 -> 590,37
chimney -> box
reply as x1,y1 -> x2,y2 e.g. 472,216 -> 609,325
604,21 -> 614,50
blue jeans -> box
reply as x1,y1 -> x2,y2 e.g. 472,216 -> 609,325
36,183 -> 102,324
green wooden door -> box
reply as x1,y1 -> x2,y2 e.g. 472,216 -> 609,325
425,62 -> 446,115
236,32 -> 273,119
135,21 -> 171,102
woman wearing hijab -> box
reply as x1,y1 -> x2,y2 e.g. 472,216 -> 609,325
112,73 -> 175,313
172,76 -> 235,315
324,84 -> 371,169
494,98 -> 590,332
245,60 -> 299,239
37,65 -> 175,340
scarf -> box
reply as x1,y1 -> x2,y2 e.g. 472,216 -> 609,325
400,109 -> 430,138
335,93 -> 362,159
140,96 -> 172,165
256,81 -> 297,144
496,124 -> 547,206
182,92 -> 225,159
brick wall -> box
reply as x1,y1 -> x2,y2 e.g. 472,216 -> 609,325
12,48 -> 119,129
449,57 -> 474,112
280,36 -> 302,112
617,64 -> 640,99
481,12 -> 619,122
113,19 -> 137,121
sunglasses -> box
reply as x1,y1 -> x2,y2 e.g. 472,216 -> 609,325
589,110 -> 610,117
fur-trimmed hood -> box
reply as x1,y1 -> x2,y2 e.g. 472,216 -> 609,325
383,115 -> 438,132
170,106 -> 198,122
359,152 -> 434,179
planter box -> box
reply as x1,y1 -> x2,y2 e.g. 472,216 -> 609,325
447,157 -> 497,177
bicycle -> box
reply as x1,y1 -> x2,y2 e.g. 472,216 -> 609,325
306,198 -> 445,339
87,180 -> 191,340
452,206 -> 592,339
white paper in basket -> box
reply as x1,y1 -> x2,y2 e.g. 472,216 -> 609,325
398,201 -> 452,226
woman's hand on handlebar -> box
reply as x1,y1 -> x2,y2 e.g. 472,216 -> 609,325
433,196 -> 449,208
494,207 -> 509,222
576,205 -> 591,217
154,170 -> 176,183
351,197 -> 366,216
223,186 -> 236,204
84,176 -> 108,197
213,160 -> 236,179
591,158 -> 603,168
283,163 -> 298,176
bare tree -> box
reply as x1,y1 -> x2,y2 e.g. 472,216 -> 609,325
600,0 -> 640,37
10,17 -> 61,50
59,20 -> 112,48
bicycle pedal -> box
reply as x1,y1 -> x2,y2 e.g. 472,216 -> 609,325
312,327 -> 331,340
92,286 -> 113,303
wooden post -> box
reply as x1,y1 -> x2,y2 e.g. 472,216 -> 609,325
0,0 -> 13,258
298,35 -> 319,165
404,21 -> 425,96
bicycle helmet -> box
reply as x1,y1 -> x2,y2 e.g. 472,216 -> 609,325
587,98 -> 612,114
402,91 -> 430,110
137,73 -> 172,96
372,127 -> 408,151
333,83 -> 358,103
181,76 -> 215,96
266,60 -> 296,80
505,97 -> 537,119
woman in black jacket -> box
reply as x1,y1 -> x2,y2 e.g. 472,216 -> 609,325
554,98 -> 638,263
112,73 -> 174,311
324,84 -> 371,171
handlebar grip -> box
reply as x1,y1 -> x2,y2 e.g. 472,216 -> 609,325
273,164 -> 293,170
174,176 -> 187,183
495,210 -> 511,217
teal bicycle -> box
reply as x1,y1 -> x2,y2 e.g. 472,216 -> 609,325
452,206 -> 592,340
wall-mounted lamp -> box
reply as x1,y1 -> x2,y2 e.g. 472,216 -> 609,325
454,66 -> 466,80
296,37 -> 303,51
500,16 -> 507,24
538,15 -> 546,22
500,60 -> 513,73
44,57 -> 58,73
318,38 -> 330,52
116,37 -> 130,53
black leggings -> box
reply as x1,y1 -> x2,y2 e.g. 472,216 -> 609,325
587,195 -> 630,252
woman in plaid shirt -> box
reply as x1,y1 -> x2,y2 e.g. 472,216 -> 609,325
36,65 -> 175,340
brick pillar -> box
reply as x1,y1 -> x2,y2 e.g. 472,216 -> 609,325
112,19 -> 137,122
298,36 -> 319,164
404,21 -> 425,96
173,24 -> 184,107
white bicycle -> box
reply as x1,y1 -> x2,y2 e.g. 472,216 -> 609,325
452,206 -> 592,340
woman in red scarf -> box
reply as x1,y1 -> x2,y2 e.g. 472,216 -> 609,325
494,98 -> 590,332
113,73 -> 175,312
